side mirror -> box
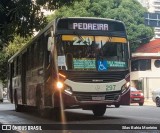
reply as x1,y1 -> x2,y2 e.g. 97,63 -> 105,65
47,31 -> 54,51
47,37 -> 54,51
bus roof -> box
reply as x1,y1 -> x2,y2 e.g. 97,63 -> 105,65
60,17 -> 124,23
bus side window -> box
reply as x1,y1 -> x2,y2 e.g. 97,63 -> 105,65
28,47 -> 32,70
34,41 -> 39,68
17,55 -> 22,75
26,49 -> 29,71
45,35 -> 50,66
13,57 -> 19,76
13,59 -> 17,77
39,37 -> 44,66
31,44 -> 35,68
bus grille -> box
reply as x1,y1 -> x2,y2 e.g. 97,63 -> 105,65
59,70 -> 129,83
74,91 -> 121,101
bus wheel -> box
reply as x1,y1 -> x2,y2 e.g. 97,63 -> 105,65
156,98 -> 160,107
115,104 -> 120,108
139,103 -> 144,106
14,90 -> 21,112
92,105 -> 106,116
52,108 -> 61,120
36,89 -> 48,117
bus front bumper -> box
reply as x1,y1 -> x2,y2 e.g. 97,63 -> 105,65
60,91 -> 122,107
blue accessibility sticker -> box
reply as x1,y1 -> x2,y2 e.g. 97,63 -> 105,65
97,60 -> 108,71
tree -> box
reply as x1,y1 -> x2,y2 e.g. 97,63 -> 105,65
47,0 -> 91,21
47,0 -> 154,52
4,35 -> 31,57
0,35 -> 31,83
0,0 -> 81,47
0,0 -> 82,82
0,0 -> 46,46
36,0 -> 82,10
0,51 -> 7,83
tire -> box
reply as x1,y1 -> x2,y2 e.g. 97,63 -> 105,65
115,104 -> 120,108
52,108 -> 61,120
92,105 -> 106,116
139,103 -> 143,106
0,99 -> 3,102
156,98 -> 160,107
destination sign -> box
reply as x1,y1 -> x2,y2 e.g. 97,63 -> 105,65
57,18 -> 125,32
107,61 -> 126,68
73,23 -> 108,31
73,58 -> 96,69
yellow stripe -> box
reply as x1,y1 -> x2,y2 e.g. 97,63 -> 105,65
95,36 -> 127,43
62,35 -> 94,41
62,35 -> 127,43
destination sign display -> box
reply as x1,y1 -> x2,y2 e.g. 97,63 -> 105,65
57,18 -> 125,31
107,61 -> 126,68
73,58 -> 96,69
73,23 -> 108,30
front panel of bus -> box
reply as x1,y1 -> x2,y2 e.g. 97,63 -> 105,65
54,18 -> 130,106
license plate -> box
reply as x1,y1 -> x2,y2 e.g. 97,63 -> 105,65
133,98 -> 140,101
92,96 -> 105,101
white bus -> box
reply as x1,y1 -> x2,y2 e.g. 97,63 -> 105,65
8,17 -> 130,116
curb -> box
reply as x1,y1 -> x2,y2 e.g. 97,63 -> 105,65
144,100 -> 155,106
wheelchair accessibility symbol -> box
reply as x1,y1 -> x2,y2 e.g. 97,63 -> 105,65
97,60 -> 108,71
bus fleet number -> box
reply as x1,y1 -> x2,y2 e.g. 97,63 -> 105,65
106,85 -> 116,91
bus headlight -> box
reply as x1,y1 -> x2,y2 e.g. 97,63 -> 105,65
121,82 -> 130,93
56,81 -> 64,90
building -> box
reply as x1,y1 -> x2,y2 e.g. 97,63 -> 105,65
137,0 -> 149,8
137,0 -> 160,13
137,0 -> 160,39
130,39 -> 160,99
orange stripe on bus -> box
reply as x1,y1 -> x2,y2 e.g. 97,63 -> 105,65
62,35 -> 127,43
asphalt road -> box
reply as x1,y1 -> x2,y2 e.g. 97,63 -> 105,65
0,99 -> 160,133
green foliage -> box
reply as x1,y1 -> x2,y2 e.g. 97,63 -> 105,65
0,35 -> 31,82
0,51 -> 8,83
47,0 -> 154,52
0,0 -> 46,44
47,0 -> 91,21
1,0 -> 80,46
4,35 -> 32,57
36,0 -> 82,10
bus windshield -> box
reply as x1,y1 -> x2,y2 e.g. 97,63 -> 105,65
57,35 -> 129,71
